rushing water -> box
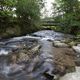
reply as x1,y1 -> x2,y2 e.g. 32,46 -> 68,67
0,30 -> 70,55
0,30 -> 79,80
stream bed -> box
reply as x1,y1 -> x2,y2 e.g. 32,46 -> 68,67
0,30 -> 80,80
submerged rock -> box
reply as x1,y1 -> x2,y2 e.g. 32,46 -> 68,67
2,64 -> 25,76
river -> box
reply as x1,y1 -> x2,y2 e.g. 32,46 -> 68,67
0,30 -> 80,80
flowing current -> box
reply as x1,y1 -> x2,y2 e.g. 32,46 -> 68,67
0,30 -> 80,80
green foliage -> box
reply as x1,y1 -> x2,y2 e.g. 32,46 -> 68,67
53,0 -> 80,35
0,0 -> 16,33
0,0 -> 44,37
16,0 -> 44,34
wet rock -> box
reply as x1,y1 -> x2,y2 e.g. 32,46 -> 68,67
8,44 -> 40,64
5,38 -> 38,50
74,58 -> 80,66
0,38 -> 41,79
60,67 -> 80,80
2,64 -> 25,76
30,44 -> 40,52
73,46 -> 80,66
68,41 -> 77,47
77,44 -> 80,47
53,41 -> 69,48
8,64 -> 25,76
72,46 -> 80,53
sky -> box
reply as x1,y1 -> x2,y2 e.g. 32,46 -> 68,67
42,0 -> 80,18
41,0 -> 55,18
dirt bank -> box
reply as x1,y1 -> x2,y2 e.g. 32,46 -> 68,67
53,47 -> 76,76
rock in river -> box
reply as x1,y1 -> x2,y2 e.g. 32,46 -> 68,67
53,41 -> 69,48
72,45 -> 80,66
72,46 -> 80,53
60,67 -> 80,80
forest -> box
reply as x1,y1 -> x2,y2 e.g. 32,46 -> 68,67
0,0 -> 80,38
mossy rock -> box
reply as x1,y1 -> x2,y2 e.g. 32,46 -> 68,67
68,41 -> 77,47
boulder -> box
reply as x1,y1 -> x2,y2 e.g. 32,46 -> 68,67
74,58 -> 80,66
53,41 -> 69,48
68,41 -> 76,47
72,46 -> 80,66
77,44 -> 80,47
59,67 -> 80,80
72,46 -> 80,54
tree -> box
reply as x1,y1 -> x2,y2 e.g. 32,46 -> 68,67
16,0 -> 44,34
52,0 -> 80,35
0,0 -> 44,37
0,0 -> 16,33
